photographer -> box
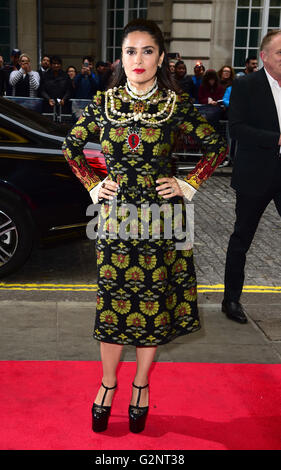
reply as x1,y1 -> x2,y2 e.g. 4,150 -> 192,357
73,58 -> 98,99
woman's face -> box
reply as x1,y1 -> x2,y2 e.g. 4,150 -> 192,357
169,61 -> 175,73
67,67 -> 76,79
208,78 -> 215,86
222,67 -> 231,78
122,31 -> 164,91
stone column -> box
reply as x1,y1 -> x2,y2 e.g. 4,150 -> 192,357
17,0 -> 38,68
209,0 -> 236,71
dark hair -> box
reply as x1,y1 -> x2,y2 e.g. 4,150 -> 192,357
66,65 -> 77,72
51,55 -> 62,65
175,60 -> 186,70
245,56 -> 257,64
83,55 -> 93,63
201,69 -> 220,89
217,64 -> 235,80
108,19 -> 181,93
96,60 -> 109,68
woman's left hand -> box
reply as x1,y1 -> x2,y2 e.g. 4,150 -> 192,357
156,177 -> 183,198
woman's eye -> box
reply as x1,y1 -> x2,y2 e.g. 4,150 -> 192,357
145,49 -> 153,54
127,50 -> 135,55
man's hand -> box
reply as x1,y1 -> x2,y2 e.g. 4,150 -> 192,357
81,66 -> 90,76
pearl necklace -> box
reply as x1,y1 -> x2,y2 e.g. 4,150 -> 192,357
125,78 -> 158,101
105,86 -> 177,125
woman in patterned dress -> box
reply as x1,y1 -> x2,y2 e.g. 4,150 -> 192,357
62,19 -> 227,433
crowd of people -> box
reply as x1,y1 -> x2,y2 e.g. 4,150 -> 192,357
0,47 -> 258,119
168,56 -> 258,121
0,49 -> 115,114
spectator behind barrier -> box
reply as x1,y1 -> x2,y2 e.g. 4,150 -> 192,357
191,62 -> 205,103
222,85 -> 232,109
174,60 -> 196,98
38,55 -> 51,80
81,56 -> 99,84
168,60 -> 176,75
198,69 -> 224,105
66,65 -> 77,96
95,61 -> 112,91
3,48 -> 21,95
217,65 -> 235,92
9,53 -> 40,98
0,55 -> 8,96
198,69 -> 225,129
236,56 -> 258,78
40,55 -> 73,114
74,59 -> 97,99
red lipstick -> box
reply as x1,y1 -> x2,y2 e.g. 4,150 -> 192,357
133,69 -> 145,74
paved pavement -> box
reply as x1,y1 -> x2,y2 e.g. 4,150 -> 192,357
0,170 -> 280,363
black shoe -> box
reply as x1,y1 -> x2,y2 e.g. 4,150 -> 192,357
129,383 -> 149,433
92,382 -> 117,432
222,300 -> 248,324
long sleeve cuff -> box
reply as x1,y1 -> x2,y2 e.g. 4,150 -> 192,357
89,177 -> 108,204
173,177 -> 197,201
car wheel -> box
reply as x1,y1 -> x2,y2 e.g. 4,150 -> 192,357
0,195 -> 34,278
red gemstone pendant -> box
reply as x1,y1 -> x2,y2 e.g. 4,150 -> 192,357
127,127 -> 141,152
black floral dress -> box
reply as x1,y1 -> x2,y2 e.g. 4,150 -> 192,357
62,87 -> 227,346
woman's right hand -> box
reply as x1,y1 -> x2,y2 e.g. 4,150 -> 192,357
98,180 -> 119,200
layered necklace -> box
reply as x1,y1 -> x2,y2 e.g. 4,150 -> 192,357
104,80 -> 177,125
104,79 -> 177,153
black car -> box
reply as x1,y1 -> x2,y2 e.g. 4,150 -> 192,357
0,97 -> 107,277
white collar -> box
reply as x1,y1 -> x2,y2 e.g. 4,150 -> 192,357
264,68 -> 281,89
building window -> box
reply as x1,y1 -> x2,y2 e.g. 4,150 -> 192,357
103,0 -> 148,63
233,0 -> 281,72
0,0 -> 11,62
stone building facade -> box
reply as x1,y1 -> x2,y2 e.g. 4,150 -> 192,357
0,1 -> 280,73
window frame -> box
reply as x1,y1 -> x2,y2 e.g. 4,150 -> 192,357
101,0 -> 148,63
233,0 -> 281,72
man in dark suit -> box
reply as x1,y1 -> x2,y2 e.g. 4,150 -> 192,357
222,29 -> 281,323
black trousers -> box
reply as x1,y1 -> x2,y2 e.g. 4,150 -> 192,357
224,175 -> 281,302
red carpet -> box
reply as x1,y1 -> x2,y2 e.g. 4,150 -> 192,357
0,361 -> 281,450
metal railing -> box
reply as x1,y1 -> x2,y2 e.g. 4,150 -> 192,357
4,96 -> 90,123
3,96 -> 232,169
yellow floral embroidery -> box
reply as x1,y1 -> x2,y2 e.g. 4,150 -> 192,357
126,312 -> 146,328
100,264 -> 117,280
141,127 -> 161,143
112,298 -> 131,314
139,253 -> 157,270
111,252 -> 130,269
100,310 -> 118,325
70,126 -> 88,140
154,312 -> 170,328
102,140 -> 114,154
175,302 -> 191,318
140,299 -> 160,316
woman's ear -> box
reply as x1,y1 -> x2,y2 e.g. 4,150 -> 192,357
158,51 -> 165,68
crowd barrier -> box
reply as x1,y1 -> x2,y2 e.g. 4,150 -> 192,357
3,96 -> 232,169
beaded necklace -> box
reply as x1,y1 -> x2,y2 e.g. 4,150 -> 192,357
125,78 -> 158,101
104,84 -> 177,125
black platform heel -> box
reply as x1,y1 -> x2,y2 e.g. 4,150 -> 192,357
92,382 -> 117,432
129,382 -> 149,433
